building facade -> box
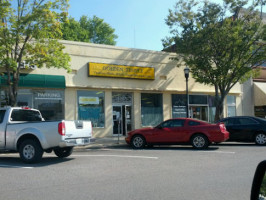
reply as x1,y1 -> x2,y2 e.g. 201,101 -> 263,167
0,40 -> 244,137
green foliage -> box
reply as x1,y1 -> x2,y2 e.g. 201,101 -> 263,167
163,0 -> 266,120
62,15 -> 118,45
0,0 -> 71,106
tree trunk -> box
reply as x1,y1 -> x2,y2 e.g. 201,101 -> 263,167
214,86 -> 226,122
7,72 -> 18,107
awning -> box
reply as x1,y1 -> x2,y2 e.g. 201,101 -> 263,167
254,82 -> 266,106
0,74 -> 66,89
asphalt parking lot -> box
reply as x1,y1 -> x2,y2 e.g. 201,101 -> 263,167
0,142 -> 265,200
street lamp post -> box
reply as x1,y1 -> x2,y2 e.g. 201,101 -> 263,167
184,66 -> 190,118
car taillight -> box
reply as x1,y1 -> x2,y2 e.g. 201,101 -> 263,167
58,122 -> 65,136
219,123 -> 226,132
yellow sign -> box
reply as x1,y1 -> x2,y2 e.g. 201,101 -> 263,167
88,63 -> 155,80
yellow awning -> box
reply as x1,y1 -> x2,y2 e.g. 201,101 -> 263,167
254,82 -> 266,106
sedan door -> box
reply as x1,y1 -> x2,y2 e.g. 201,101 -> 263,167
150,119 -> 186,143
235,118 -> 261,141
223,117 -> 260,141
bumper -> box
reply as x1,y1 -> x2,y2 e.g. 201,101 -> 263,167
125,137 -> 131,144
59,137 -> 96,147
211,132 -> 230,143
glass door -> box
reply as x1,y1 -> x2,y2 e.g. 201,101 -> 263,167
113,106 -> 123,135
190,106 -> 208,121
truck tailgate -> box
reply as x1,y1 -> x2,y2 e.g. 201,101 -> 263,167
64,120 -> 92,138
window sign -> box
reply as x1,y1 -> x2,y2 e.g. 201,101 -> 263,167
172,94 -> 187,118
35,92 -> 62,100
79,96 -> 99,105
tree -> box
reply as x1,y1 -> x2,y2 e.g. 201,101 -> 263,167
62,15 -> 118,45
0,0 -> 71,106
163,0 -> 266,121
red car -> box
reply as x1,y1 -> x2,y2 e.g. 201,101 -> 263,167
125,118 -> 229,149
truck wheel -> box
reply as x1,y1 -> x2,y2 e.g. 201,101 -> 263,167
19,139 -> 44,164
54,147 -> 73,158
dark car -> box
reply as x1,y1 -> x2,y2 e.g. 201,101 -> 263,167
218,116 -> 266,145
125,118 -> 229,149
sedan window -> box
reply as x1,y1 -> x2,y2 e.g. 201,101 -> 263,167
188,121 -> 201,126
238,118 -> 259,125
220,119 -> 234,126
160,120 -> 185,128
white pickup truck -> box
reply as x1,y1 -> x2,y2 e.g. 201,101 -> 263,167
0,107 -> 94,163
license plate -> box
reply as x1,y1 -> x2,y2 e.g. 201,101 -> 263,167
76,138 -> 84,145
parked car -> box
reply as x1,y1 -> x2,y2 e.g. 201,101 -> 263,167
218,116 -> 266,145
125,118 -> 229,149
0,107 -> 94,163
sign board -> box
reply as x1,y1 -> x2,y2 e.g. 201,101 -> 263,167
88,62 -> 155,80
79,96 -> 99,105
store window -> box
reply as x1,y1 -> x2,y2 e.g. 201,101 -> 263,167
172,94 -> 187,118
33,90 -> 64,120
2,89 -> 64,120
227,95 -> 236,117
77,90 -> 105,128
17,89 -> 33,107
141,93 -> 163,127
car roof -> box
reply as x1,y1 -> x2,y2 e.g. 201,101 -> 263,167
220,116 -> 266,122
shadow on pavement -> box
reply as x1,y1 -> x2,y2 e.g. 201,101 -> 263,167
0,155 -> 74,168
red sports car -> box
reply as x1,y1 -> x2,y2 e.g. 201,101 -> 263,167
125,118 -> 229,149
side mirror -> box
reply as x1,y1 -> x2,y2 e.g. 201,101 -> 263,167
251,160 -> 266,200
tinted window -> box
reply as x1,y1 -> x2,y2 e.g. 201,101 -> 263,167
238,118 -> 258,125
188,121 -> 201,126
0,110 -> 6,123
222,119 -> 234,126
11,109 -> 42,121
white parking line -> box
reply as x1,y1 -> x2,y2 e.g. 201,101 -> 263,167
198,151 -> 235,154
73,154 -> 159,159
0,164 -> 33,169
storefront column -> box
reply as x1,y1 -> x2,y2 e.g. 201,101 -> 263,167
65,88 -> 76,120
134,92 -> 141,129
163,93 -> 171,120
105,91 -> 113,136
236,95 -> 243,116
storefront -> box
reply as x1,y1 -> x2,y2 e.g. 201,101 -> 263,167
0,40 -> 244,137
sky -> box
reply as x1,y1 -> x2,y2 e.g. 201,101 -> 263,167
68,0 -> 265,51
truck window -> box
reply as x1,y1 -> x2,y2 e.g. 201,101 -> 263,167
11,109 -> 42,122
0,110 -> 6,123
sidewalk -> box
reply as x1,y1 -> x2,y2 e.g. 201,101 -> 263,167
74,136 -> 128,151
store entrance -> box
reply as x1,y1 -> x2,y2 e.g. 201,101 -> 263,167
190,106 -> 208,121
113,105 -> 132,136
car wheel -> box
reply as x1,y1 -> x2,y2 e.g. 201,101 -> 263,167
131,135 -> 146,149
255,133 -> 266,145
19,139 -> 44,164
191,134 -> 209,149
54,147 -> 73,158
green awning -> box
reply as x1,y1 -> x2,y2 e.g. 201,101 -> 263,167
0,74 -> 66,89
